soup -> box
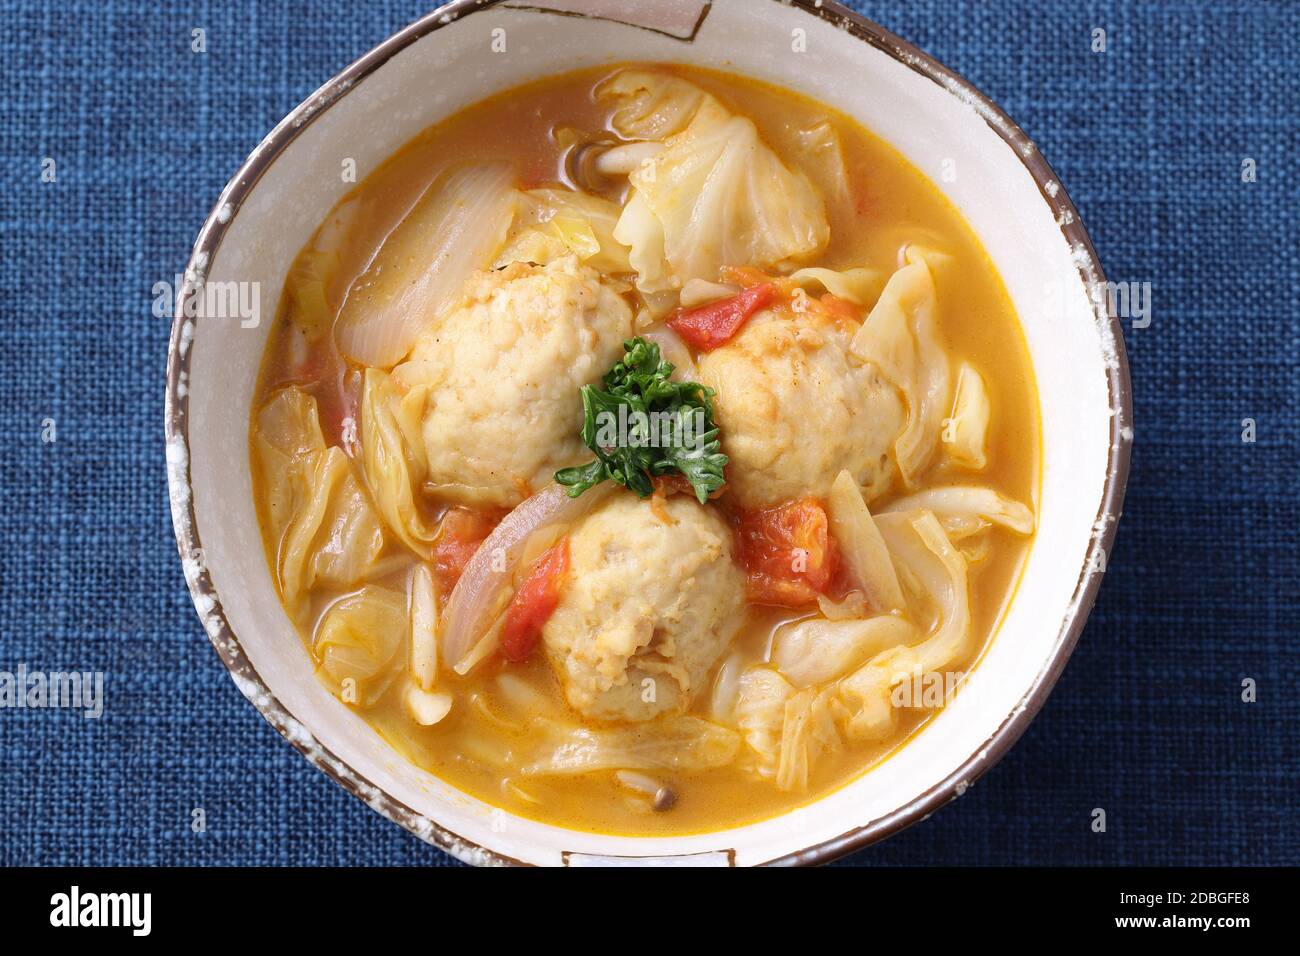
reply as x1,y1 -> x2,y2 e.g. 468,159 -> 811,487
249,64 -> 1040,836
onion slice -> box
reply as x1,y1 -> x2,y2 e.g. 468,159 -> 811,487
826,469 -> 906,614
335,163 -> 517,368
880,486 -> 1035,536
441,482 -> 613,671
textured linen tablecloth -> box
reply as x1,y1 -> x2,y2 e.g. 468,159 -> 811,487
0,0 -> 1295,866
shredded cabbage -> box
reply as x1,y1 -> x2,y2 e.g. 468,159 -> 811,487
496,188 -> 631,273
787,266 -> 884,307
359,368 -> 438,556
777,687 -> 844,792
945,362 -> 991,469
599,70 -> 729,140
708,648 -> 748,726
772,616 -> 915,688
284,196 -> 364,341
838,511 -> 971,742
851,246 -> 952,487
735,666 -> 846,791
679,277 -> 740,308
254,388 -> 384,616
521,716 -> 740,775
600,71 -> 830,293
789,119 -> 853,207
314,585 -> 406,707
735,666 -> 793,780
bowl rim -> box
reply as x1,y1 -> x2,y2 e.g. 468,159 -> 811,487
164,0 -> 1133,867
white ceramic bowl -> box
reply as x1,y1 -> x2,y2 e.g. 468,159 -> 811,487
166,0 -> 1131,866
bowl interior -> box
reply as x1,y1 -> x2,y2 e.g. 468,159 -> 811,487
171,0 -> 1121,866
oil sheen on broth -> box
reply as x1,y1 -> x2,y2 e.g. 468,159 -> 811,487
250,64 -> 1041,836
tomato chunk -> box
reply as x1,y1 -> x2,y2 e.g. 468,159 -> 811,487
432,507 -> 503,595
667,283 -> 777,352
734,497 -> 842,607
814,293 -> 862,330
499,539 -> 570,663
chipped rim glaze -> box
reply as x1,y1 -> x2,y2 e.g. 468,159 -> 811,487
164,0 -> 1132,867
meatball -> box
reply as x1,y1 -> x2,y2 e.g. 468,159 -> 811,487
698,309 -> 903,509
542,493 -> 745,722
393,257 -> 634,508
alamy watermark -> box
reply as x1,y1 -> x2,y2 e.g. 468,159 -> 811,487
592,405 -> 708,450
891,669 -> 967,709
0,664 -> 104,718
1044,278 -> 1152,329
1088,279 -> 1151,328
50,886 -> 150,936
152,274 -> 261,328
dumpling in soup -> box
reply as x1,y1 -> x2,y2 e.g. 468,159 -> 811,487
542,493 -> 746,722
392,256 -> 634,508
698,307 -> 903,509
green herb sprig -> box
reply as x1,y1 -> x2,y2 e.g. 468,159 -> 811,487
555,338 -> 728,504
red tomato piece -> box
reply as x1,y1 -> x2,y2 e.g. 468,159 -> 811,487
432,507 -> 503,595
815,293 -> 862,330
499,539 -> 570,663
667,283 -> 777,352
734,497 -> 842,608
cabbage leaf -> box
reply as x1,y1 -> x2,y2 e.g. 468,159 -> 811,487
314,584 -> 406,707
735,666 -> 846,791
254,387 -> 384,615
599,71 -> 830,293
496,188 -> 631,274
521,716 -> 740,775
772,616 -> 915,688
837,510 -> 971,742
944,361 -> 991,470
359,368 -> 438,556
850,246 -> 952,487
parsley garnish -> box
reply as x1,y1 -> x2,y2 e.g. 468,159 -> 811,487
555,337 -> 728,504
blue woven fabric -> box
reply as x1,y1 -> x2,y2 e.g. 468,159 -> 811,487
0,0 -> 1295,867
